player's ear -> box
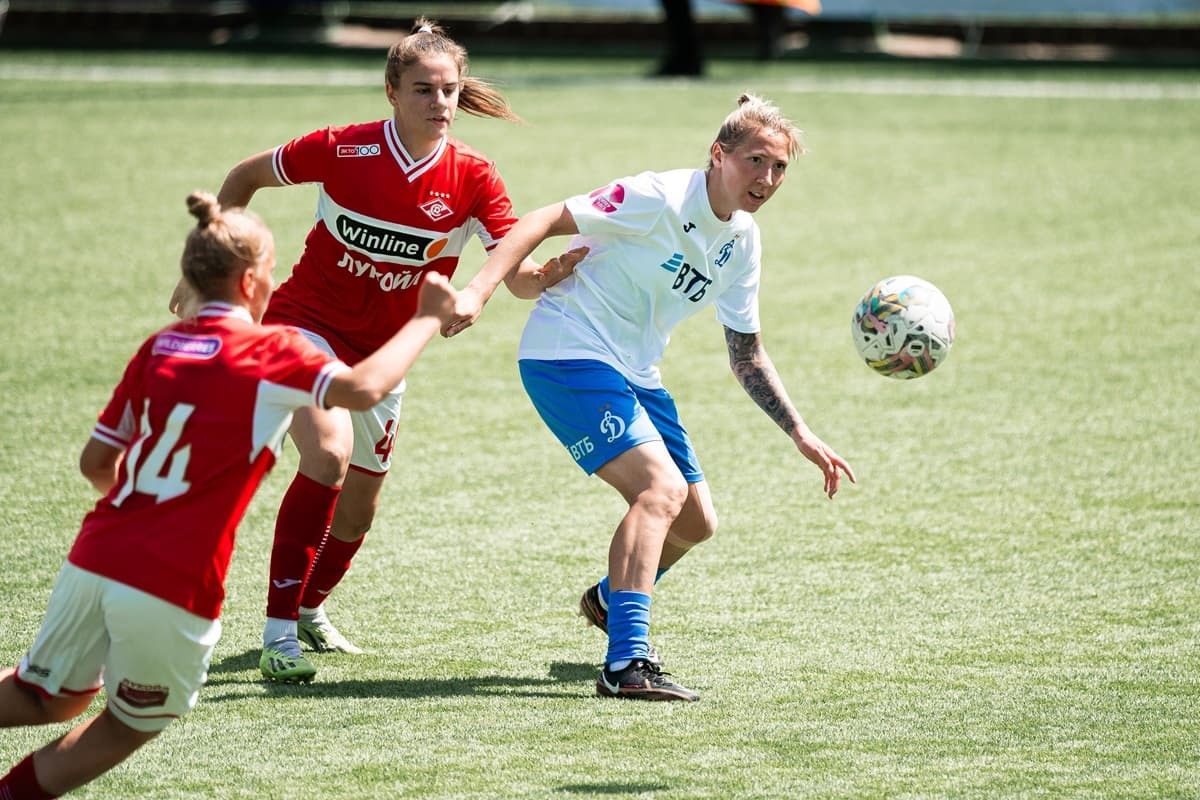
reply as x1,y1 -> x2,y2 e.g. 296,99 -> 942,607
709,142 -> 723,168
238,264 -> 258,303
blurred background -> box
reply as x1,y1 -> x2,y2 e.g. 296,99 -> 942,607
3,0 -> 1199,74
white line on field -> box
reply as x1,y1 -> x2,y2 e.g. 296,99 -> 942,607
780,76 -> 1200,100
0,63 -> 378,87
1,62 -> 1198,100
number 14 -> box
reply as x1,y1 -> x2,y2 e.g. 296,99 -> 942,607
112,402 -> 194,506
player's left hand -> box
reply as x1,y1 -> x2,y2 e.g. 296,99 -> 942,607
793,426 -> 856,499
441,286 -> 484,338
418,272 -> 459,323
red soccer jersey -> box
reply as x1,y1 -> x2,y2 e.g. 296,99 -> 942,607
262,120 -> 516,363
68,304 -> 348,619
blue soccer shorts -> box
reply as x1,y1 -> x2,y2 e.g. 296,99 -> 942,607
519,358 -> 703,482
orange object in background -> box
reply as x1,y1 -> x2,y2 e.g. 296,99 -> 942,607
729,0 -> 821,13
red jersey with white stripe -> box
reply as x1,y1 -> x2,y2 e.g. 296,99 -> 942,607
69,304 -> 349,619
262,120 -> 516,363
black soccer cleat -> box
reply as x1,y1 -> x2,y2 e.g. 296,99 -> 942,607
596,659 -> 699,702
578,583 -> 609,633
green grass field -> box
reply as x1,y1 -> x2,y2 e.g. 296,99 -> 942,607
1,49 -> 1198,798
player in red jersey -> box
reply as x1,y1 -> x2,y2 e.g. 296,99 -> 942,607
169,18 -> 580,682
0,191 -> 459,799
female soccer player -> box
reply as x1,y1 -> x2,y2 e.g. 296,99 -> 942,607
445,93 -> 856,701
171,19 -> 581,682
0,191 -> 458,798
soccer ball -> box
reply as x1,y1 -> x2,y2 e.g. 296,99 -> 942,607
851,275 -> 955,379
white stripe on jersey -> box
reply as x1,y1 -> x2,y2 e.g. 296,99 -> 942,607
314,189 -> 473,267
92,421 -> 129,449
92,398 -> 139,450
196,303 -> 252,323
383,120 -> 447,181
313,361 -> 348,410
272,145 -> 293,186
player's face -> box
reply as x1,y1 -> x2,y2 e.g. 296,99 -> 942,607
708,128 -> 791,219
386,53 -> 461,156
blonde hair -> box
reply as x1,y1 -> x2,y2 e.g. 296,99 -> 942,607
708,93 -> 805,169
181,191 -> 272,298
385,17 -> 522,123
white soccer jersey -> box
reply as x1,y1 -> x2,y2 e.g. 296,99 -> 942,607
518,169 -> 761,389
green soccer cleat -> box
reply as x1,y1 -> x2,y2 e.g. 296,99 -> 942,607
259,646 -> 317,683
297,614 -> 363,654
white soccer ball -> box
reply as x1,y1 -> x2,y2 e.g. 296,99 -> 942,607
851,275 -> 955,379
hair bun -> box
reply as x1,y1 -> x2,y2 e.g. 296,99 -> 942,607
410,16 -> 440,35
186,190 -> 220,226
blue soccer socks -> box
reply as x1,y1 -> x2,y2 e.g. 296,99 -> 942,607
605,590 -> 653,667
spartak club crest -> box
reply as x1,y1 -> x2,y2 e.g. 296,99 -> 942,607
420,197 -> 454,221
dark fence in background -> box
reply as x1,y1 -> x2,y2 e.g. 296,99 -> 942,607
2,0 -> 1199,60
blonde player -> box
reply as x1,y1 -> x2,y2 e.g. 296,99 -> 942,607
0,191 -> 458,798
170,18 -> 581,682
445,94 -> 856,701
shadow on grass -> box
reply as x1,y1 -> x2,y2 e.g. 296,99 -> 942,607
557,783 -> 670,795
204,649 -> 599,700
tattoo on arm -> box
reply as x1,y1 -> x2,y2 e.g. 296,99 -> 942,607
725,327 -> 801,435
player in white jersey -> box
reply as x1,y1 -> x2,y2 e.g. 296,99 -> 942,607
445,94 -> 856,701
0,192 -> 459,798
170,19 -> 580,682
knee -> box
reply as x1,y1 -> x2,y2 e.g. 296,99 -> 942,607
299,444 -> 351,487
672,502 -> 717,548
640,476 -> 689,523
693,505 -> 718,543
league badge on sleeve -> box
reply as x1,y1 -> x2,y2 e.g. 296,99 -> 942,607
589,183 -> 625,213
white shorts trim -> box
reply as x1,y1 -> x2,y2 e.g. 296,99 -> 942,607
18,563 -> 221,732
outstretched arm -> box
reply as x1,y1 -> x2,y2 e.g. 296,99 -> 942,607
326,273 -> 458,411
725,327 -> 856,498
444,202 -> 581,337
216,149 -> 283,209
170,150 -> 282,318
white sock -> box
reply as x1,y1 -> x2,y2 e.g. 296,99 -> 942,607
263,617 -> 298,651
298,604 -> 326,624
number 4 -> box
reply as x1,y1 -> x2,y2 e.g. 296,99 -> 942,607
113,402 -> 195,506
